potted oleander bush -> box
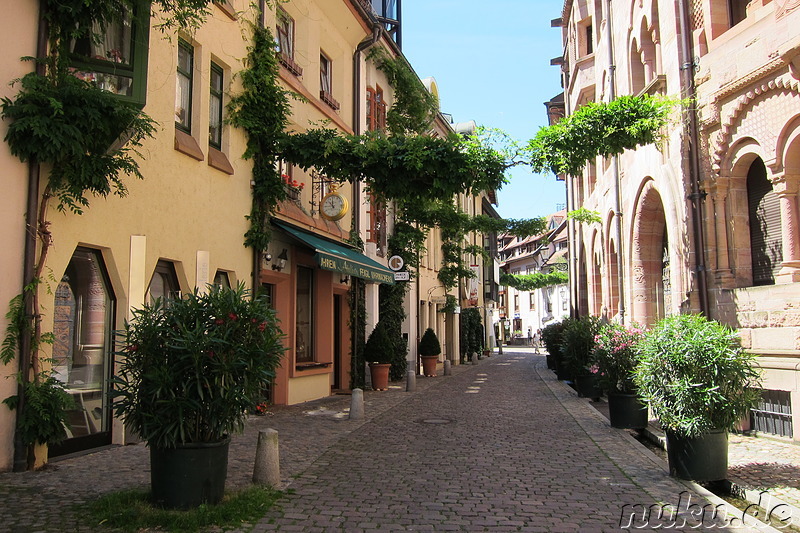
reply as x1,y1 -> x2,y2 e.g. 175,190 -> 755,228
112,284 -> 285,509
540,321 -> 566,373
561,316 -> 602,398
594,322 -> 648,429
418,328 -> 441,377
365,320 -> 393,391
633,314 -> 762,482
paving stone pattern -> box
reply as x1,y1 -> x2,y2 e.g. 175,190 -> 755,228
0,349 -> 796,532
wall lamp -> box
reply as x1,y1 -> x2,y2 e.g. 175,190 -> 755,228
272,249 -> 288,271
340,274 -> 350,284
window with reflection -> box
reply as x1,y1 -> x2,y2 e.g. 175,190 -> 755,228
52,248 -> 115,440
147,260 -> 181,304
69,2 -> 150,106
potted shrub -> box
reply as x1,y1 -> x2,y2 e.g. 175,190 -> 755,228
540,321 -> 566,372
633,314 -> 762,482
112,284 -> 285,509
418,328 -> 441,377
594,322 -> 648,429
365,321 -> 393,391
561,316 -> 602,398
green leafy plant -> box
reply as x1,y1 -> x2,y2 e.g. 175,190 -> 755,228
2,373 -> 74,449
227,24 -> 294,251
560,316 -> 602,378
364,320 -> 393,365
112,284 -> 285,448
633,314 -> 762,438
379,282 -> 408,381
540,321 -> 566,357
418,328 -> 442,357
593,322 -> 646,393
528,95 -> 677,176
459,308 -> 483,362
500,271 -> 568,291
567,207 -> 602,225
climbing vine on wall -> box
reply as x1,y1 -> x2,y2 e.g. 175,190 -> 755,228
227,23 -> 294,252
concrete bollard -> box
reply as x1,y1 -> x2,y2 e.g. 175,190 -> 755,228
443,360 -> 452,376
472,352 -> 478,365
349,388 -> 364,419
253,428 -> 280,487
406,369 -> 416,392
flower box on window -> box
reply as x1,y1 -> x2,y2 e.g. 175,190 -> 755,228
282,174 -> 305,201
279,53 -> 303,77
320,90 -> 340,111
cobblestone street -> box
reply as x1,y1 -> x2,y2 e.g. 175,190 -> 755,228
0,349 -> 796,532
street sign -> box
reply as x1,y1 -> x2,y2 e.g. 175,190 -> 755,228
394,271 -> 410,281
388,255 -> 404,271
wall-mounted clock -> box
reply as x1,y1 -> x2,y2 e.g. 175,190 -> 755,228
320,184 -> 349,221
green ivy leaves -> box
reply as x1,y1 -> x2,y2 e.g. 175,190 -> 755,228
528,95 -> 678,176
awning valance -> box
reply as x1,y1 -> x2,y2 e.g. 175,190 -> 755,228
275,222 -> 394,284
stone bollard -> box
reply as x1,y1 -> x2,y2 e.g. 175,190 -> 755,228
349,388 -> 364,420
253,428 -> 280,487
443,360 -> 452,376
472,352 -> 478,365
406,369 -> 416,392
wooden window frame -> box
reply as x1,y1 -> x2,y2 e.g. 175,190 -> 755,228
175,38 -> 194,133
319,52 -> 340,110
209,62 -> 224,150
277,8 -> 303,76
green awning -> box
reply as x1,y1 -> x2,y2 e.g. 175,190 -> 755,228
275,222 -> 394,284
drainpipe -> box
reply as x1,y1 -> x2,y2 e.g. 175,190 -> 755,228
677,0 -> 709,316
351,22 -> 381,386
603,0 -> 626,325
14,0 -> 48,473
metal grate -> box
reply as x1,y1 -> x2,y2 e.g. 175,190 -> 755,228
751,389 -> 793,438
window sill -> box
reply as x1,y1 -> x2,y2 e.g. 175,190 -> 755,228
279,54 -> 303,77
208,147 -> 234,174
213,0 -> 237,20
295,362 -> 331,370
320,90 -> 340,111
175,129 -> 205,161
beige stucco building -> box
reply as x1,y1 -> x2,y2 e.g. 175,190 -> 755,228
0,0 -> 502,471
558,0 -> 800,439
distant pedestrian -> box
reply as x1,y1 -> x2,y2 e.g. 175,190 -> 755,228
533,329 -> 541,353
527,327 -> 533,346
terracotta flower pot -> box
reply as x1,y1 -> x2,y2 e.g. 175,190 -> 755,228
420,355 -> 438,377
369,362 -> 391,390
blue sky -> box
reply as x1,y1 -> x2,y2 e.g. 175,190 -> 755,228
400,0 -> 567,220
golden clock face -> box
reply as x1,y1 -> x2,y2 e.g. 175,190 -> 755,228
320,193 -> 348,221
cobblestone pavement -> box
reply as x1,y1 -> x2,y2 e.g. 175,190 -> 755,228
0,348 -> 797,531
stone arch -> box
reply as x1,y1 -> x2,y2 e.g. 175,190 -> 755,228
712,76 -> 800,175
589,228 -> 603,316
776,114 -> 800,174
630,179 -> 668,325
604,210 -> 620,321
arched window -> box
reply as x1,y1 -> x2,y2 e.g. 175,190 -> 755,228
747,158 -> 782,285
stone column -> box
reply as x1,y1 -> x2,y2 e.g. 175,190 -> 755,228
774,175 -> 800,283
711,176 -> 735,287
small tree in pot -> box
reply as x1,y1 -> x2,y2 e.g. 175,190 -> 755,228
112,283 -> 285,508
365,320 -> 393,391
560,316 -> 602,398
418,328 -> 441,377
594,322 -> 648,428
633,314 -> 761,481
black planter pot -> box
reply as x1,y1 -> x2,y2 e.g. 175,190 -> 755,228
150,437 -> 231,509
665,429 -> 728,482
608,393 -> 648,429
575,374 -> 602,399
554,359 -> 571,381
545,352 -> 556,370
